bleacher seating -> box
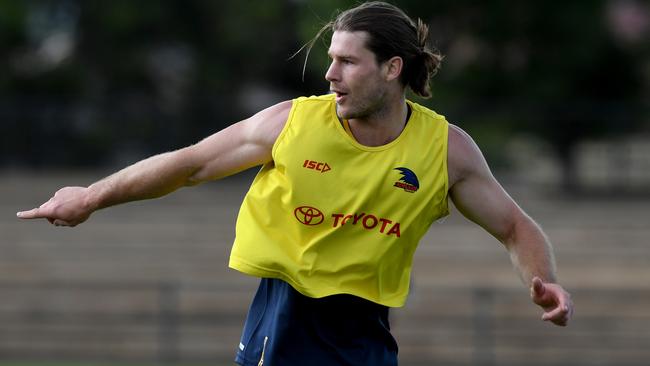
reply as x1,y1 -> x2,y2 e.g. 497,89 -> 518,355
1,171 -> 649,365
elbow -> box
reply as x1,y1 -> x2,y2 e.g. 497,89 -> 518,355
172,146 -> 204,187
185,175 -> 203,187
184,162 -> 206,187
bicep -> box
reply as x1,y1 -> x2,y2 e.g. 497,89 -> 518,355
185,100 -> 292,183
448,125 -> 522,243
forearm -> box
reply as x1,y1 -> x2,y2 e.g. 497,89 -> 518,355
504,216 -> 558,286
87,148 -> 198,211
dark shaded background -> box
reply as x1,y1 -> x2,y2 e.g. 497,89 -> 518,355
1,1 -> 650,365
2,0 -> 648,192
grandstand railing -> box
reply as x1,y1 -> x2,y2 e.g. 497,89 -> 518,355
0,282 -> 648,366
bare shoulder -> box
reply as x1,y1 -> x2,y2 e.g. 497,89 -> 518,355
253,99 -> 293,123
183,100 -> 295,183
244,100 -> 294,147
447,123 -> 491,188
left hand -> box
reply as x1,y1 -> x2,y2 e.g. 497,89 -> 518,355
530,277 -> 574,326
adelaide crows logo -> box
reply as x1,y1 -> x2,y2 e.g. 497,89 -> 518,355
393,167 -> 419,193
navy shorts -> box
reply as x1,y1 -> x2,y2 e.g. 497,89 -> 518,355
235,278 -> 398,366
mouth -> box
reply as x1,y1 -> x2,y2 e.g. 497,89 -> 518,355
331,89 -> 348,102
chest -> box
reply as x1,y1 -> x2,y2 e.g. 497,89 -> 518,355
274,120 -> 442,208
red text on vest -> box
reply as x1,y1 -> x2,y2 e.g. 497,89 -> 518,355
331,212 -> 401,237
303,160 -> 331,173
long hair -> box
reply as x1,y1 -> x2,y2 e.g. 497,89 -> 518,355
298,1 -> 443,98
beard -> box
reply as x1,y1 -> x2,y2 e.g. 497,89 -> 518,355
335,88 -> 387,121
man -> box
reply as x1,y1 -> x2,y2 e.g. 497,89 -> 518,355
18,2 -> 573,365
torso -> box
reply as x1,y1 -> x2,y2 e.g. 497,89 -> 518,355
229,94 -> 450,307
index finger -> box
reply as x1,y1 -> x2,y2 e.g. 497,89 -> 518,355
17,207 -> 50,219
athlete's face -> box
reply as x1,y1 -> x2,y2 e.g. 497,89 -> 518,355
326,31 -> 389,120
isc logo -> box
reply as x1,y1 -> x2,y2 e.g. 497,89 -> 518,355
303,159 -> 331,173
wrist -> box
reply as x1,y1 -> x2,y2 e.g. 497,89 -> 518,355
84,182 -> 106,212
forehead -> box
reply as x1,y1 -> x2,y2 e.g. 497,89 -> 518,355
328,30 -> 373,58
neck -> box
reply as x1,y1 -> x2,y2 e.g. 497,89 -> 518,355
347,95 -> 409,147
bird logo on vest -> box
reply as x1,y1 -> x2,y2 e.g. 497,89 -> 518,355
393,167 -> 419,193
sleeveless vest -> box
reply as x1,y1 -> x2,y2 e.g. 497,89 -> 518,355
229,94 -> 449,307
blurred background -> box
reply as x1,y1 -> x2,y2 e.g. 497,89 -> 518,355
1,0 -> 649,365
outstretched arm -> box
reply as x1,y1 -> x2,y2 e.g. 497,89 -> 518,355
17,100 -> 293,226
447,124 -> 573,326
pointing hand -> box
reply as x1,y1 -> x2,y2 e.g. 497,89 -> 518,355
17,186 -> 94,227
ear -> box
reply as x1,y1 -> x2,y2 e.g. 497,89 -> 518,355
383,56 -> 403,82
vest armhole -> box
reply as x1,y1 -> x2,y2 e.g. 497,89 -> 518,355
271,98 -> 301,159
441,119 -> 451,216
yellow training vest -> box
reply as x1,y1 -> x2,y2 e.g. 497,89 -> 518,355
229,94 -> 449,307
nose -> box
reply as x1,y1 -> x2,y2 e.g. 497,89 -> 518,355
325,61 -> 340,83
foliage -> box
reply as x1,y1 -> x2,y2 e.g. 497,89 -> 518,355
1,0 -> 648,184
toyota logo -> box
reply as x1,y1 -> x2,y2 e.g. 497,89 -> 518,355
294,206 -> 324,226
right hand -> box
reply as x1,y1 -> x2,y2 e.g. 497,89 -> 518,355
17,186 -> 94,227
